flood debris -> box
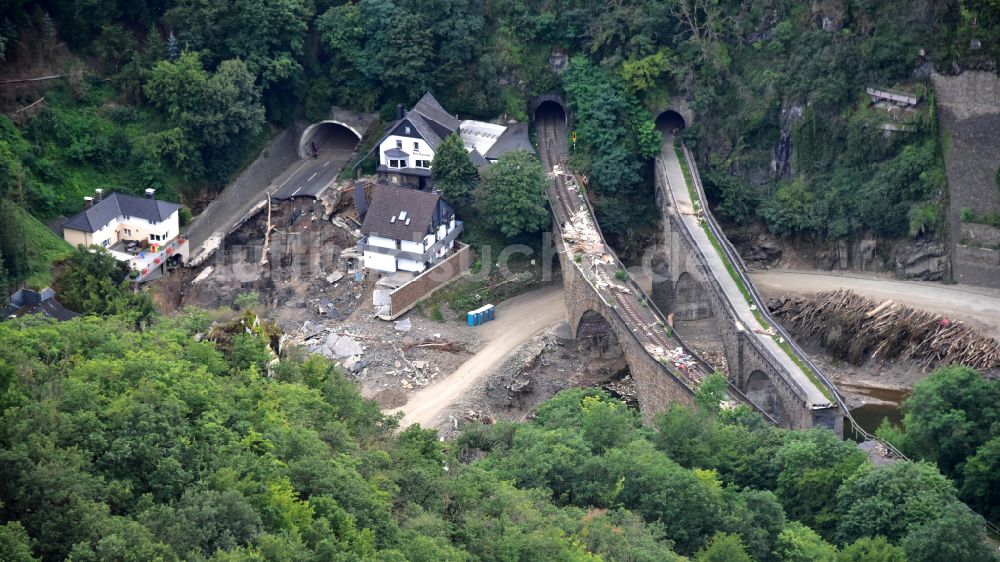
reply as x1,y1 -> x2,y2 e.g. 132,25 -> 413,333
769,289 -> 1000,370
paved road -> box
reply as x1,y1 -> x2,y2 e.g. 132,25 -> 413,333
186,125 -> 358,265
751,269 -> 1000,340
389,285 -> 567,428
658,133 -> 832,407
271,151 -> 352,200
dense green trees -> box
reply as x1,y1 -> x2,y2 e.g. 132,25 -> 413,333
52,246 -> 154,325
876,365 -> 1000,523
476,150 -> 550,238
1,311 -> 996,560
145,52 -> 266,183
432,133 -> 478,208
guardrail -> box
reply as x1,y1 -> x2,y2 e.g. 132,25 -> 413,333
548,160 -> 779,424
679,142 -> 909,453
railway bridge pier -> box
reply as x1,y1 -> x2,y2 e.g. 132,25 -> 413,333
534,99 -> 842,431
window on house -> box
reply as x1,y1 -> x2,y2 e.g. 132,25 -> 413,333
413,141 -> 419,151
415,160 -> 431,168
123,215 -> 130,220
396,140 -> 403,149
405,126 -> 411,134
389,159 -> 405,168
124,228 -> 132,237
101,240 -> 109,247
150,220 -> 158,225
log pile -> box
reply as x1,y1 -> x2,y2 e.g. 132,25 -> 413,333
768,289 -> 1000,371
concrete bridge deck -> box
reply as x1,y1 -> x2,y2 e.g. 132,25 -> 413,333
656,134 -> 832,410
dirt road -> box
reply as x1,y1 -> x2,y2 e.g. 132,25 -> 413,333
388,284 -> 567,428
751,269 -> 1000,340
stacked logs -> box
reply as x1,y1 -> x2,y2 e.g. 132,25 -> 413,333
768,289 -> 1000,370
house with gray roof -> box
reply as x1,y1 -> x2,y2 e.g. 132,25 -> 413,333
62,189 -> 189,282
357,184 -> 463,274
3,288 -> 78,322
354,92 -> 533,191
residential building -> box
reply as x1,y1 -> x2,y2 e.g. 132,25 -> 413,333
358,185 -> 463,274
61,189 -> 189,282
3,288 -> 78,321
355,92 -> 534,190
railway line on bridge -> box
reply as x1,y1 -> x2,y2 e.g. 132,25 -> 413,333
536,104 -> 781,422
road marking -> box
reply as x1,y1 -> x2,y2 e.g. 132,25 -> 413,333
291,186 -> 302,197
323,160 -> 331,167
308,172 -> 317,181
273,160 -> 311,191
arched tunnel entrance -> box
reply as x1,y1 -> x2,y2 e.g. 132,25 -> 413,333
655,110 -> 686,134
298,121 -> 362,159
744,370 -> 782,424
534,99 -> 567,126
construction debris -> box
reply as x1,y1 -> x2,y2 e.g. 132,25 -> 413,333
769,289 -> 1000,370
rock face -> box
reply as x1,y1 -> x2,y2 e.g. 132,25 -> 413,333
894,239 -> 949,281
932,70 -> 1000,288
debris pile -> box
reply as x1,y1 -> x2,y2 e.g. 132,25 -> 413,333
769,289 -> 1000,370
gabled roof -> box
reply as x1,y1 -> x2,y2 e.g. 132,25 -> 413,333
413,92 -> 460,134
3,288 -> 79,321
469,148 -> 490,170
63,192 -> 181,233
485,123 -> 536,159
403,112 -> 446,151
361,185 -> 446,242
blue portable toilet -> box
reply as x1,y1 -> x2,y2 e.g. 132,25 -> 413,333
467,304 -> 495,327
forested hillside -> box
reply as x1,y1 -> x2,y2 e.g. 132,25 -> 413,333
2,1 -> 999,292
0,312 -> 995,561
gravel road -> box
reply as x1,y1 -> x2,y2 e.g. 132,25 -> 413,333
388,284 -> 567,428
751,269 -> 1000,340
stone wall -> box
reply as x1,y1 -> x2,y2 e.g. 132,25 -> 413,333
385,243 -> 473,319
932,70 -> 1000,288
557,235 -> 695,419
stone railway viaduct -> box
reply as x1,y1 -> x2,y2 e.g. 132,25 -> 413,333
534,96 -> 843,431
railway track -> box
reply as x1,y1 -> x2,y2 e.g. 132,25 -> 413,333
536,112 -> 712,388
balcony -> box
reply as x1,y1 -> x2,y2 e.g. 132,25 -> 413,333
357,221 -> 464,265
109,236 -> 190,283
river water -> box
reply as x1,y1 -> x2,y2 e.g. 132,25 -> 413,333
846,385 -> 910,436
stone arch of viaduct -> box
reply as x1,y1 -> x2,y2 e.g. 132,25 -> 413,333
556,235 -> 696,417
647,183 -> 841,430
535,96 -> 839,431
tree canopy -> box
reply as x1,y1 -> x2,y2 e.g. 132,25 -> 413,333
476,149 -> 550,238
432,133 -> 478,208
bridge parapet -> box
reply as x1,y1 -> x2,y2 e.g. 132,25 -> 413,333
656,141 -> 843,430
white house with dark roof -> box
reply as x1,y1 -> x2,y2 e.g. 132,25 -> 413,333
62,189 -> 189,281
356,92 -> 534,190
357,185 -> 463,274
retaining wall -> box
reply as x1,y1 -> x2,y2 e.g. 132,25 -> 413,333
384,244 -> 474,319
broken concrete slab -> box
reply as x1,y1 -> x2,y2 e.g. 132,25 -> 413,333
394,318 -> 412,332
326,271 -> 345,284
332,335 -> 363,358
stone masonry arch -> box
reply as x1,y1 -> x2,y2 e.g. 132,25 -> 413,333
532,94 -> 569,126
674,271 -> 713,320
742,370 -> 786,425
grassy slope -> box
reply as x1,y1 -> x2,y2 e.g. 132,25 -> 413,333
10,204 -> 73,289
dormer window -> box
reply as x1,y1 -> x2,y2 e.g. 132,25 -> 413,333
405,126 -> 411,134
